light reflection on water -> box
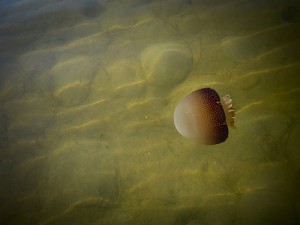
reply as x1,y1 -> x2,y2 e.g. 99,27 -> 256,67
0,0 -> 299,225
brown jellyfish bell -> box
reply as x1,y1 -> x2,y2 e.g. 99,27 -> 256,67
174,88 -> 235,145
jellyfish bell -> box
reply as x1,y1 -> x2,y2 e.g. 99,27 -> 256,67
173,88 -> 235,145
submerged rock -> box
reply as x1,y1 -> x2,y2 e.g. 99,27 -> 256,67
141,42 -> 193,88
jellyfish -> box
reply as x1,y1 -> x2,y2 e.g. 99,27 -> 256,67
173,88 -> 235,145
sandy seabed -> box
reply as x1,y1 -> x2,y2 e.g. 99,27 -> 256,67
0,0 -> 300,225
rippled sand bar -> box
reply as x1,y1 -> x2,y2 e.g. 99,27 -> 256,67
0,0 -> 299,225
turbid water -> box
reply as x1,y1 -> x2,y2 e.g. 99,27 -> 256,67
0,0 -> 300,225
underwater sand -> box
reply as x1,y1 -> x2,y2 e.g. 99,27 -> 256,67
0,0 -> 300,225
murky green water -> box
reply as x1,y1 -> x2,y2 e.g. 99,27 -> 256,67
0,0 -> 300,225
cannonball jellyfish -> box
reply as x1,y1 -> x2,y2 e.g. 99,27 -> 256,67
174,88 -> 235,145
